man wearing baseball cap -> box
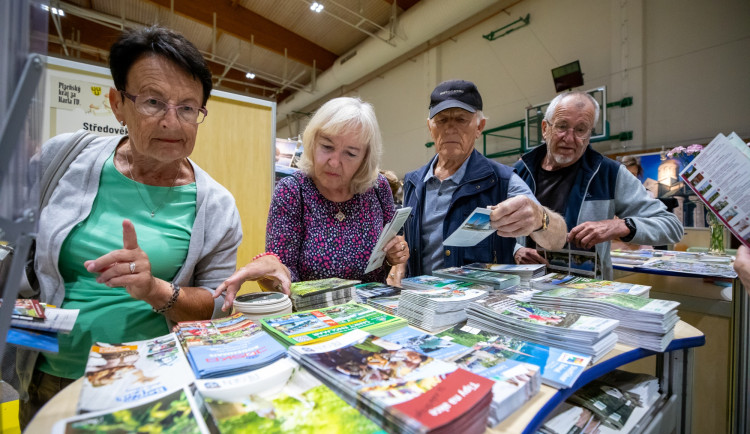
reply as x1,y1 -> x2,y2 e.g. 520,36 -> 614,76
397,80 -> 567,277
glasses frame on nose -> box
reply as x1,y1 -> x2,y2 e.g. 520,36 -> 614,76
120,91 -> 208,125
550,121 -> 593,140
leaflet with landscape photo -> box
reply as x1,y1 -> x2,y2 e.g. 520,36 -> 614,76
365,206 -> 413,273
680,131 -> 750,247
77,333 -> 194,413
10,306 -> 79,333
443,208 -> 495,247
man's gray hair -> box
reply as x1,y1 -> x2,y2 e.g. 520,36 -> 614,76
544,91 -> 600,126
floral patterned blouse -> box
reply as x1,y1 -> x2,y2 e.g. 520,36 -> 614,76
266,171 -> 396,283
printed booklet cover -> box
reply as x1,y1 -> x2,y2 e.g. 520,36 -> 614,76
364,206 -> 412,274
77,333 -> 194,414
443,208 -> 495,247
261,302 -> 407,347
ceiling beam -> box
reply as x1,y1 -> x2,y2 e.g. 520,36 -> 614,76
144,0 -> 338,70
382,0 -> 421,12
46,14 -> 282,101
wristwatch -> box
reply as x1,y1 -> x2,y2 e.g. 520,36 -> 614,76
534,208 -> 549,232
621,217 -> 637,242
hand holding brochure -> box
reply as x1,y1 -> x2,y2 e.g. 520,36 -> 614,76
365,206 -> 412,273
443,208 -> 495,247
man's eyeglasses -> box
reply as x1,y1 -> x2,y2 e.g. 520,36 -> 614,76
550,122 -> 592,140
120,91 -> 207,124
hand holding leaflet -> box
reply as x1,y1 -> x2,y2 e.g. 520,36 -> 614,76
364,207 -> 412,274
443,208 -> 495,247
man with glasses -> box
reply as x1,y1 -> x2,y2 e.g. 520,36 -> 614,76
514,91 -> 683,279
399,80 -> 567,278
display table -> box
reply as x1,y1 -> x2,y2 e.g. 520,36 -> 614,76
27,321 -> 704,434
614,258 -> 746,434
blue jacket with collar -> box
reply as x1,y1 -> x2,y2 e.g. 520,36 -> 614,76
403,149 -> 517,276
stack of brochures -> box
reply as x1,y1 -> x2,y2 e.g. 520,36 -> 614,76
260,302 -> 407,347
465,263 -> 547,288
436,324 -> 591,389
290,277 -> 361,311
380,326 -> 541,426
530,273 -> 651,297
466,294 -> 619,362
432,266 -> 520,290
3,299 -> 80,353
232,291 -> 292,323
76,333 -> 195,413
288,329 -> 495,434
367,294 -> 400,315
353,282 -> 401,303
196,358 -> 383,433
400,275 -> 493,292
540,370 -> 660,434
175,313 -> 287,378
398,287 -> 489,332
529,288 -> 680,352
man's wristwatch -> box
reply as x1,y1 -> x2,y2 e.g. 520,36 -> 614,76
621,217 -> 637,242
534,208 -> 549,232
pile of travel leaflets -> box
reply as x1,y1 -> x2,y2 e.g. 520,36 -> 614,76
530,273 -> 651,297
352,281 -> 401,303
76,334 -> 194,413
3,299 -> 79,353
529,288 -> 680,352
175,313 -> 286,378
290,277 -> 361,311
260,302 -> 407,347
464,263 -> 547,288
380,326 -> 541,426
466,294 -> 619,362
56,386 -> 209,434
436,324 -> 591,389
196,358 -> 383,434
232,291 -> 292,322
398,287 -> 490,332
288,329 -> 495,434
432,266 -> 521,290
400,275 -> 494,292
541,370 -> 659,434
366,294 -> 400,315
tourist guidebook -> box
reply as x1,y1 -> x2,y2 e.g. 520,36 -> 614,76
364,206 -> 413,273
379,326 -> 542,426
175,313 -> 287,378
432,267 -> 520,290
530,273 -> 651,297
288,329 -> 495,434
466,294 -> 620,361
367,294 -> 400,315
400,275 -> 493,292
353,282 -> 401,303
260,302 -> 407,347
437,324 -> 591,389
443,208 -> 496,247
398,287 -> 490,332
77,334 -> 194,413
57,386 -> 209,434
197,358 -> 383,434
679,131 -> 750,248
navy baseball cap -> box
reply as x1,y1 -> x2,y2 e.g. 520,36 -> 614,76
428,80 -> 483,119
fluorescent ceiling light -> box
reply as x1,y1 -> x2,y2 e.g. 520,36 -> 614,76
42,4 -> 65,16
310,2 -> 324,13
246,72 -> 256,79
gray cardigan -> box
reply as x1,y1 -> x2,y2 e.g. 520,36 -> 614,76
16,132 -> 242,399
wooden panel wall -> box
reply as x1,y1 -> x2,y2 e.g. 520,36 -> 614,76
192,95 -> 273,275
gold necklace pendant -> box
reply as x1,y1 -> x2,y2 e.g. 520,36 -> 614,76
335,209 -> 345,222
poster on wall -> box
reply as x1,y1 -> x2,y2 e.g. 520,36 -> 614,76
621,152 -> 707,228
47,72 -> 127,139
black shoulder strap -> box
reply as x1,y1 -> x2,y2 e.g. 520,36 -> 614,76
39,130 -> 97,209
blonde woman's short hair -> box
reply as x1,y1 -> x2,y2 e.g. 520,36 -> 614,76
297,97 -> 383,195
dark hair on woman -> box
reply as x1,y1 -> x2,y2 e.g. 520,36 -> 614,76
109,26 -> 213,105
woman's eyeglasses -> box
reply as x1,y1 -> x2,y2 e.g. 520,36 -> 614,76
121,91 -> 207,124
